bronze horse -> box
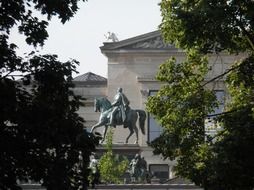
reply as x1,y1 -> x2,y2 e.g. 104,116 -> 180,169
91,97 -> 146,144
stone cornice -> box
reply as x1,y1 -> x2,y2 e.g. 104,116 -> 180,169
100,30 -> 184,56
136,75 -> 157,82
96,144 -> 140,150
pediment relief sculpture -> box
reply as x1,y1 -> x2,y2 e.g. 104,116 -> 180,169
129,36 -> 174,49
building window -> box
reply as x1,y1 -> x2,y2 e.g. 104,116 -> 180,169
148,90 -> 163,143
209,90 -> 225,116
205,90 -> 225,139
148,115 -> 163,142
147,90 -> 225,142
149,164 -> 169,181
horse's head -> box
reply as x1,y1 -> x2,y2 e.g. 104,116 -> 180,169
94,97 -> 111,113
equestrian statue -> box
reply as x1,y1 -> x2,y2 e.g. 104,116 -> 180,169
91,87 -> 146,144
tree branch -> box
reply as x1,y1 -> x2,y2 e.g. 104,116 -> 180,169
202,64 -> 241,87
233,7 -> 254,52
207,109 -> 238,118
0,71 -> 12,79
0,72 -> 25,80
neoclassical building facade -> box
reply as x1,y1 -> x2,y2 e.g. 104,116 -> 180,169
74,30 -> 244,182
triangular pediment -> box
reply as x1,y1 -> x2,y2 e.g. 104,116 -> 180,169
124,35 -> 174,49
100,30 -> 177,51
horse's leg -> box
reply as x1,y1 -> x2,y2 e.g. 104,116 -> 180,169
101,125 -> 108,143
130,111 -> 139,144
133,124 -> 139,144
125,126 -> 134,144
91,123 -> 102,133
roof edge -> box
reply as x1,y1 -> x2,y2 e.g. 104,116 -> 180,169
100,30 -> 161,51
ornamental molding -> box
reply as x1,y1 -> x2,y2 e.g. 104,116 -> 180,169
128,36 -> 174,49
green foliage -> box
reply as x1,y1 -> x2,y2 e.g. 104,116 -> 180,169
98,129 -> 129,184
210,54 -> 254,189
146,51 -> 217,182
160,0 -> 253,53
0,0 -> 98,190
147,0 -> 254,189
0,0 -> 86,46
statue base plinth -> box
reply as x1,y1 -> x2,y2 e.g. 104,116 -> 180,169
97,143 -> 140,150
96,144 -> 140,159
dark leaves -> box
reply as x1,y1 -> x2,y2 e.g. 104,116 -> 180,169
0,0 -> 92,189
18,17 -> 49,46
158,0 -> 254,189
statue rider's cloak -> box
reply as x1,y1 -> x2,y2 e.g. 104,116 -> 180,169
112,92 -> 129,122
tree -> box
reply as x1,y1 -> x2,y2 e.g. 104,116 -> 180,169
146,0 -> 254,189
98,129 -> 129,184
0,0 -> 99,189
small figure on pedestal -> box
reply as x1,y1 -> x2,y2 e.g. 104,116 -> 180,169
89,153 -> 100,188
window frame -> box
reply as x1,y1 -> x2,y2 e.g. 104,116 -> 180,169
149,164 -> 169,181
147,90 -> 163,143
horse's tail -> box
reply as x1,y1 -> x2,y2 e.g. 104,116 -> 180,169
136,110 -> 146,135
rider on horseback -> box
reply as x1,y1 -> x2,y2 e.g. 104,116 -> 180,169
108,87 -> 130,126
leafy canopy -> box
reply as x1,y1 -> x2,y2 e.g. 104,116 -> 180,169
0,0 -> 99,190
146,0 -> 254,189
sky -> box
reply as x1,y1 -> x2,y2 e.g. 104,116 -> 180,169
10,0 -> 161,78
